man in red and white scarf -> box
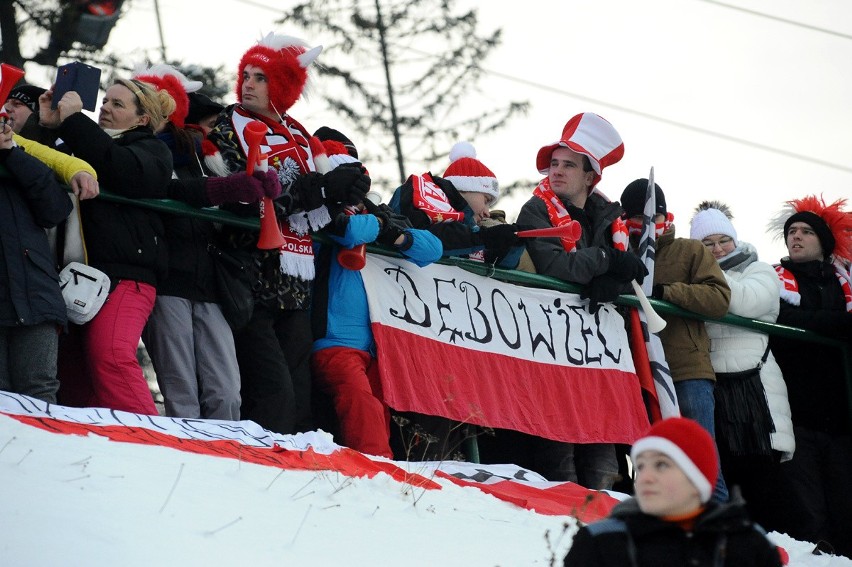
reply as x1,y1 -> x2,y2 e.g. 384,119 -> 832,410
206,33 -> 370,436
512,112 -> 647,490
765,195 -> 852,556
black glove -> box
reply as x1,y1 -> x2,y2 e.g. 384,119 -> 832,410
291,172 -> 324,210
581,274 -> 627,314
605,248 -> 648,284
478,224 -> 521,261
651,284 -> 666,300
371,204 -> 412,247
322,165 -> 371,206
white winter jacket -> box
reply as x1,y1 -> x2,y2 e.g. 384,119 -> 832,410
706,243 -> 795,461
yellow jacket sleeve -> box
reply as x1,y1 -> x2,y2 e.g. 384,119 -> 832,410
12,134 -> 98,185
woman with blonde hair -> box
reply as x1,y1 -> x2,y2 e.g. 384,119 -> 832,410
39,77 -> 175,414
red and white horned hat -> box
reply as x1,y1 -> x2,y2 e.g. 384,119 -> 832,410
768,194 -> 852,264
131,63 -> 202,128
236,32 -> 322,116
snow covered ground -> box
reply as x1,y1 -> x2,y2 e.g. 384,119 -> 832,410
0,398 -> 850,566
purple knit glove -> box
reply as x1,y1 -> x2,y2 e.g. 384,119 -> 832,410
204,172 -> 264,206
257,169 -> 282,200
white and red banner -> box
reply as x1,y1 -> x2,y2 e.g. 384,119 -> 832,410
362,255 -> 650,444
0,391 -> 619,522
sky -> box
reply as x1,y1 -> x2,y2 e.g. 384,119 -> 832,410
19,0 -> 852,263
2,394 -> 852,566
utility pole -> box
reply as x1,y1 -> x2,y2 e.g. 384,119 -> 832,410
153,0 -> 167,61
374,0 -> 406,184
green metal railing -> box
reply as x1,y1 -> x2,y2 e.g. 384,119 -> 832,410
101,191 -> 852,442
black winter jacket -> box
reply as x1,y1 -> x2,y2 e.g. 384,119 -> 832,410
563,497 -> 781,567
0,146 -> 73,327
156,132 -> 218,302
770,258 -> 852,433
517,189 -> 622,285
57,114 -> 172,288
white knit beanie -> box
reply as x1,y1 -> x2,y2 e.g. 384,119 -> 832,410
690,202 -> 737,246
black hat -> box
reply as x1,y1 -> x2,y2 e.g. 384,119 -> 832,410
185,92 -> 224,126
6,84 -> 46,115
783,211 -> 835,258
620,178 -> 666,218
313,126 -> 358,159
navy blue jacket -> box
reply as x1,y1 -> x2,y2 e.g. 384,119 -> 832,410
0,146 -> 73,327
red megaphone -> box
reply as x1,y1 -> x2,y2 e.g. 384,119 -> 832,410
0,64 -> 26,115
337,192 -> 382,271
516,220 -> 582,242
243,120 -> 285,250
243,120 -> 267,176
337,209 -> 367,270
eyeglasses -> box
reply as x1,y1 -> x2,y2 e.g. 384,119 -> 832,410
702,237 -> 734,249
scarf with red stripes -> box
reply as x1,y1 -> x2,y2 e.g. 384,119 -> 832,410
533,178 -> 578,252
775,261 -> 852,312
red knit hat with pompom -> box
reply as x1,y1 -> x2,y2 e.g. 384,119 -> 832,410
443,141 -> 499,205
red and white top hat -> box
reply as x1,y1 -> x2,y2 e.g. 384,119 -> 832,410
535,112 -> 624,186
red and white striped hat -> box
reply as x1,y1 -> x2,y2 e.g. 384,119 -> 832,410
535,112 -> 624,185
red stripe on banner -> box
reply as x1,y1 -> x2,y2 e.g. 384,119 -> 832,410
6,413 -> 440,489
373,324 -> 649,444
435,470 -> 619,522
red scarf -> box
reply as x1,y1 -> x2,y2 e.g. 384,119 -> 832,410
625,212 -> 674,238
411,173 -> 465,223
611,217 -> 629,252
775,261 -> 852,312
533,178 -> 578,252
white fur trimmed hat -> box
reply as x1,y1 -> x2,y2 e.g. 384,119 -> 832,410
131,63 -> 202,128
690,201 -> 738,246
322,139 -> 359,169
443,141 -> 499,205
630,417 -> 719,504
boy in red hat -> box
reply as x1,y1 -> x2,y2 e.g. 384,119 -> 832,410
564,417 -> 783,567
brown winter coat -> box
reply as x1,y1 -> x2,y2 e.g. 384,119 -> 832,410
652,227 -> 731,382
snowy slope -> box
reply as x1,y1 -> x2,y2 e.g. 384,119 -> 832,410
0,399 -> 850,566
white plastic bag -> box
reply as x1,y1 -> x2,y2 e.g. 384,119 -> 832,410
58,262 -> 110,324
